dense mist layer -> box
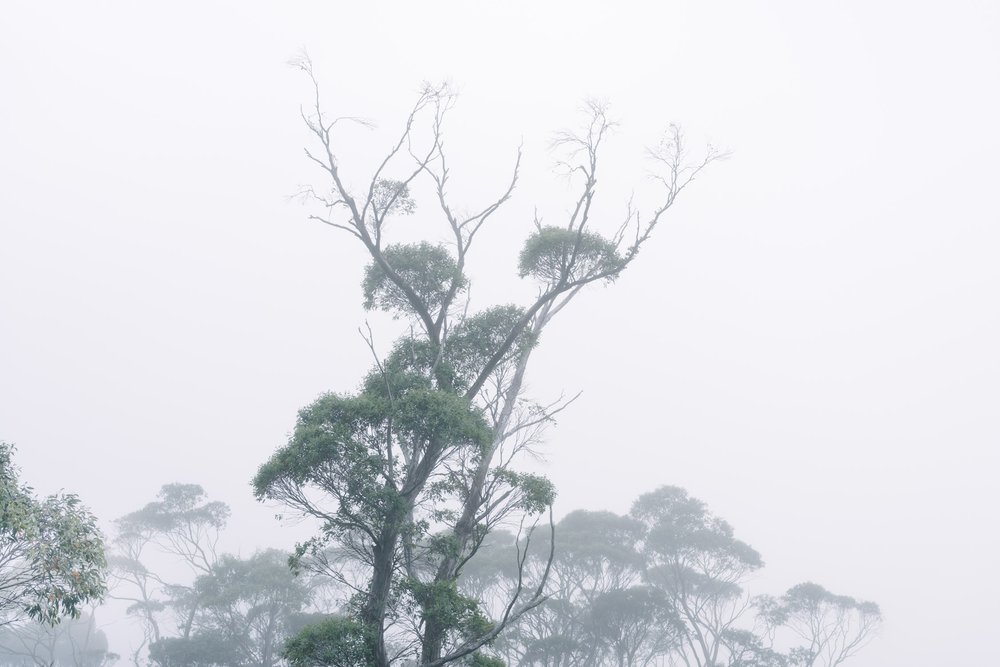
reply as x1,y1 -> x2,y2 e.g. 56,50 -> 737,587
2,2 -> 999,666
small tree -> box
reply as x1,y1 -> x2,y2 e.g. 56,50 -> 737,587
253,58 -> 723,667
488,511 -> 652,666
758,583 -> 882,667
146,550 -> 311,667
0,442 -> 106,627
109,484 -> 230,666
632,486 -> 764,667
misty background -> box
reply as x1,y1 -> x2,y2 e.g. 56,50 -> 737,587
2,1 -> 998,665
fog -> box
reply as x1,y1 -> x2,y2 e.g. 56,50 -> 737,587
2,1 -> 998,666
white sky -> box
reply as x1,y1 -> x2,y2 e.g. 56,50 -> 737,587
2,1 -> 999,665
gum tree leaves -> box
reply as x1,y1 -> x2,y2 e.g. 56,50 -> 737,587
253,389 -> 490,499
445,305 -> 534,393
369,179 -> 416,222
252,393 -> 397,549
0,442 -> 107,626
362,243 -> 466,317
252,389 -> 491,568
363,305 -> 533,397
518,227 -> 624,285
282,616 -> 373,667
402,579 -> 492,644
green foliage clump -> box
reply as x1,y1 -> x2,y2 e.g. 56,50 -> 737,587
518,227 -> 624,284
282,616 -> 375,667
520,635 -> 582,666
363,242 -> 466,316
252,393 -> 393,525
369,179 -> 416,220
391,389 -> 492,452
494,471 -> 555,514
116,483 -> 230,536
404,579 -> 493,640
445,305 -> 534,389
149,635 -> 232,667
253,386 -> 493,579
466,652 -> 506,667
0,442 -> 107,626
364,338 -> 441,397
364,305 -> 534,396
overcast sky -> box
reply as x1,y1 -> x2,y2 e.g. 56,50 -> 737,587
2,1 -> 999,665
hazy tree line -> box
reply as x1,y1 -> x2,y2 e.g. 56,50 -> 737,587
461,488 -> 881,667
1,66 -> 881,667
1,460 -> 879,667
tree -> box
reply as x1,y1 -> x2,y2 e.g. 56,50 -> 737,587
0,442 -> 106,627
0,611 -> 118,667
109,484 -> 230,666
757,583 -> 882,667
148,550 -> 312,667
487,511 -> 657,666
632,486 -> 764,667
112,487 -> 319,667
253,57 -> 723,667
586,586 -> 681,667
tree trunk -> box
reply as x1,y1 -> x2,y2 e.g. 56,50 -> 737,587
420,321 -> 540,664
365,521 -> 402,667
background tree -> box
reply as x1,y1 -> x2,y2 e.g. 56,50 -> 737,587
0,611 -> 117,667
111,485 -> 318,667
632,486 -> 763,667
0,442 -> 106,627
109,484 -> 229,666
586,585 -> 680,667
757,583 -> 882,667
148,550 -> 312,667
254,57 -> 722,667
483,511 -> 661,666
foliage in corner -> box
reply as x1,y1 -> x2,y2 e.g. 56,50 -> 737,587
0,442 -> 107,626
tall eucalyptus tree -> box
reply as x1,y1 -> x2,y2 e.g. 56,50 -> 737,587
253,57 -> 723,667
